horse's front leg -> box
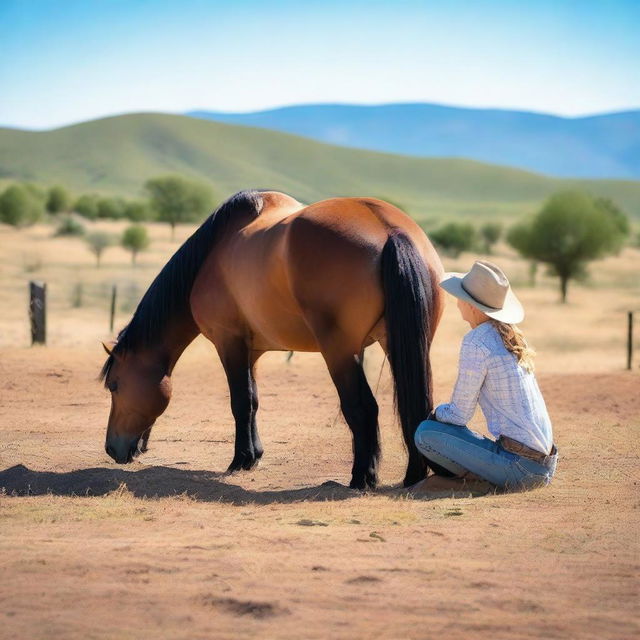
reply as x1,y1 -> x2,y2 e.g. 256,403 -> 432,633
248,357 -> 264,462
218,337 -> 263,472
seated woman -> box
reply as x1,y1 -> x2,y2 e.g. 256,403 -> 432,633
415,260 -> 557,490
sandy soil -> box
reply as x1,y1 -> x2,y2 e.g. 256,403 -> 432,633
1,343 -> 639,640
1,223 -> 639,639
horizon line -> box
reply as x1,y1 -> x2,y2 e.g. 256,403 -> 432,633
3,100 -> 640,133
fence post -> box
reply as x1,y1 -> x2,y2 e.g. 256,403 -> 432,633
110,285 -> 117,333
29,281 -> 46,345
628,311 -> 634,371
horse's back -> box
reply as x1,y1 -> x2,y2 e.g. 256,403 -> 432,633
192,193 -> 441,353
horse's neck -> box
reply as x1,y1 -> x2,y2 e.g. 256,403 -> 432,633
161,313 -> 201,376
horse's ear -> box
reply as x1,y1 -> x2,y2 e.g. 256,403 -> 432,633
101,341 -> 114,356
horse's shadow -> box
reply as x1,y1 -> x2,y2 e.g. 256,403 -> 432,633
0,464 -> 490,504
0,464 -> 357,505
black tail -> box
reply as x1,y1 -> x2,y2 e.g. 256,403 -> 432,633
381,230 -> 437,487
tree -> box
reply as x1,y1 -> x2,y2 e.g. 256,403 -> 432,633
0,183 -> 45,226
74,194 -> 100,220
594,197 -> 630,237
480,222 -> 502,254
507,222 -> 538,286
430,222 -> 477,258
121,224 -> 150,264
507,191 -> 629,303
47,185 -> 72,214
145,175 -> 214,239
125,200 -> 153,222
97,197 -> 127,219
85,231 -> 114,268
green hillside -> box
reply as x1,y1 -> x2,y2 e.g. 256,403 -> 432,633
1,112 -> 640,222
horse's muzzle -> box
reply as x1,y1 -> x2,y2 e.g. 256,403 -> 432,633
105,435 -> 140,464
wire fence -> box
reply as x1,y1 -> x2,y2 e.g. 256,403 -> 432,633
27,279 -> 639,370
64,280 -> 143,314
27,278 -> 146,344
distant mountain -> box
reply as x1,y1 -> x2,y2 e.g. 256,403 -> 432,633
187,103 -> 640,179
1,113 -> 640,221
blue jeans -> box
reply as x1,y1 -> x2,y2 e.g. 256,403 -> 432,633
414,419 -> 557,490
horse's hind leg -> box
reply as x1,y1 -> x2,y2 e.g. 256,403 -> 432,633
217,336 -> 263,472
319,339 -> 380,490
377,336 -> 454,482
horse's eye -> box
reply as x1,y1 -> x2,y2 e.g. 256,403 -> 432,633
108,380 -> 118,393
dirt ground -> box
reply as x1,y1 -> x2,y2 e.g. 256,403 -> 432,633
1,222 -> 639,639
1,342 -> 639,640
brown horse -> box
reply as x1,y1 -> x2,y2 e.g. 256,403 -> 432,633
101,190 -> 444,489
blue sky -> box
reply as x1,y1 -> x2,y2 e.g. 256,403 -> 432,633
1,0 -> 639,129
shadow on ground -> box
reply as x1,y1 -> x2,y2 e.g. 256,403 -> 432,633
0,464 -> 492,504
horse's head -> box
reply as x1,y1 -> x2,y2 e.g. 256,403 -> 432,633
101,343 -> 172,463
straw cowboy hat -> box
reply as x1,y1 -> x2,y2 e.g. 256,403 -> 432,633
439,260 -> 524,324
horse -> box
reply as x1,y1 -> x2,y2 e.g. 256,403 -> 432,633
101,190 -> 445,489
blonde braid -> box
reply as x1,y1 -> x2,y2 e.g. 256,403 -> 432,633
489,319 -> 536,373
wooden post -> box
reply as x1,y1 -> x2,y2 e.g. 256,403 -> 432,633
29,281 -> 46,345
628,311 -> 634,371
110,285 -> 117,333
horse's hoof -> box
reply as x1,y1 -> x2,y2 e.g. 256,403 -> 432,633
226,451 -> 260,473
241,456 -> 260,471
403,473 -> 425,488
349,473 -> 377,492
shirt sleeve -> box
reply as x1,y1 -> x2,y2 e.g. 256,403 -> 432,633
435,338 -> 488,426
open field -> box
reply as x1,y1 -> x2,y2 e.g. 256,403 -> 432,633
1,221 -> 639,639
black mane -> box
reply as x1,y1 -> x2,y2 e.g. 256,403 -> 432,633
100,190 -> 264,385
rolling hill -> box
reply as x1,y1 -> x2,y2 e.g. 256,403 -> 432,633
1,112 -> 640,222
188,103 -> 640,180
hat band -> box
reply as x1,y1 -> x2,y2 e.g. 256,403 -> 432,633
460,280 -> 502,311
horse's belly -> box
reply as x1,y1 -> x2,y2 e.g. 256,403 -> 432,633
248,312 -> 319,352
238,292 -> 320,352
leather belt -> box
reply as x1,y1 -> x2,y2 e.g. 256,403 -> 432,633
499,435 -> 556,464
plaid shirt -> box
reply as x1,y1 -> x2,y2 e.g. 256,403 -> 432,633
435,322 -> 553,454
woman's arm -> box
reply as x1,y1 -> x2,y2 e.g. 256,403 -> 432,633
435,339 -> 488,426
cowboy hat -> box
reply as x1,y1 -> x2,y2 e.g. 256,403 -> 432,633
439,260 -> 524,324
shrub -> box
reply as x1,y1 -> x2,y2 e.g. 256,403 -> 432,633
74,194 -> 100,220
54,214 -> 86,237
429,222 -> 477,258
0,183 -> 45,226
97,197 -> 127,220
47,185 -> 72,214
125,200 -> 154,222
